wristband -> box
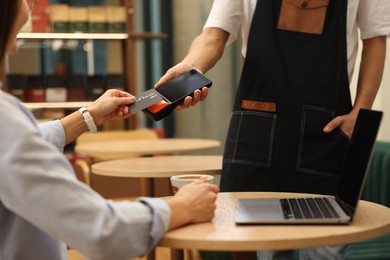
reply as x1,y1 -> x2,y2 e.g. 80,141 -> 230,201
79,107 -> 97,133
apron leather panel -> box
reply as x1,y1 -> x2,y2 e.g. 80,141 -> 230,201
241,100 -> 277,112
278,0 -> 330,34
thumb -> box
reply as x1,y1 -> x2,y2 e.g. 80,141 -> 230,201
323,117 -> 342,133
114,96 -> 135,106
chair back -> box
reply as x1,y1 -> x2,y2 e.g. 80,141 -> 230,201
76,128 -> 158,144
362,141 -> 390,207
74,128 -> 159,199
73,159 -> 91,186
76,128 -> 159,161
348,141 -> 390,260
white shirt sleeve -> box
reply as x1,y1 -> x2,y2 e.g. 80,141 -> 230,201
203,0 -> 244,45
357,0 -> 390,39
203,0 -> 256,57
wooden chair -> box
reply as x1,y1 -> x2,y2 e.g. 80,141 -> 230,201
67,247 -> 175,260
73,159 -> 91,186
67,249 -> 88,260
76,128 -> 160,162
74,128 -> 159,199
73,158 -> 138,201
76,128 -> 158,145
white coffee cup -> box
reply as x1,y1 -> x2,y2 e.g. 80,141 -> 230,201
170,174 -> 214,194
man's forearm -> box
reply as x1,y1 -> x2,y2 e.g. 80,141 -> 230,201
353,36 -> 386,114
182,28 -> 230,74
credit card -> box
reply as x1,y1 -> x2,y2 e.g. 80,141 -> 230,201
128,89 -> 166,114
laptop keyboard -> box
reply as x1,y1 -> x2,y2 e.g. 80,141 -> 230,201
280,198 -> 340,219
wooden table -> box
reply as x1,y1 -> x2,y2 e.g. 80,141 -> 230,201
159,192 -> 390,259
75,138 -> 221,160
92,155 -> 222,196
92,155 -> 222,260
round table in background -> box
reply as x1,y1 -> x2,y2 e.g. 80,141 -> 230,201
92,155 -> 223,196
75,138 -> 221,161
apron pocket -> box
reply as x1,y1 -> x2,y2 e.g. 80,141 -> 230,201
224,111 -> 277,167
297,106 -> 350,176
277,0 -> 330,35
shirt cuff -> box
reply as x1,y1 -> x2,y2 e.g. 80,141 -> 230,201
360,28 -> 390,40
38,120 -> 66,152
137,197 -> 171,251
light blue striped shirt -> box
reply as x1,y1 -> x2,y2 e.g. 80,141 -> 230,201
0,88 -> 170,260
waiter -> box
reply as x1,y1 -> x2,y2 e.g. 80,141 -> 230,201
156,0 -> 390,259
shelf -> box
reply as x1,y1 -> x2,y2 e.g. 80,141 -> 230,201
129,32 -> 168,40
17,32 -> 128,40
17,32 -> 168,41
23,102 -> 93,110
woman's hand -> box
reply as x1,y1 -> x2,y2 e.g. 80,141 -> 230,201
166,180 -> 219,230
87,89 -> 135,126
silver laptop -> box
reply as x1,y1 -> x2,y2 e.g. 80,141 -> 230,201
235,109 -> 383,224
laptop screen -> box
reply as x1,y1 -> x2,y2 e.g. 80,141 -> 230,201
335,109 -> 382,218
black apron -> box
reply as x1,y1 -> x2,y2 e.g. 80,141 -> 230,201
221,0 -> 352,195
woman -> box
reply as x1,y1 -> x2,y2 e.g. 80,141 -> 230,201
0,1 -> 219,259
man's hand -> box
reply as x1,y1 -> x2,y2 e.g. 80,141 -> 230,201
154,63 -> 209,110
323,112 -> 359,139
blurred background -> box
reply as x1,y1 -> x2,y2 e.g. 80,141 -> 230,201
2,0 -> 390,158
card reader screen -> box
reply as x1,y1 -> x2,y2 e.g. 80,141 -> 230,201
146,101 -> 170,113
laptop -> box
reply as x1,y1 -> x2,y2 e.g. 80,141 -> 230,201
235,109 -> 383,224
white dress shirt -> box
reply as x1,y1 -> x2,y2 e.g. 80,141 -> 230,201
0,88 -> 170,260
204,0 -> 390,80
